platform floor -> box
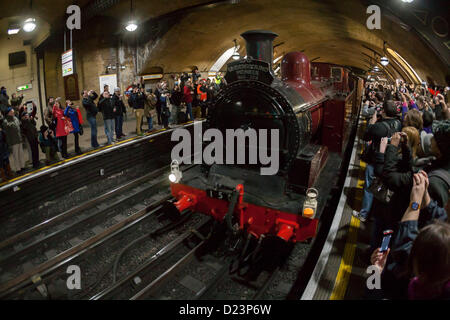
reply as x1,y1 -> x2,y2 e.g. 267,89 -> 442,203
301,117 -> 374,300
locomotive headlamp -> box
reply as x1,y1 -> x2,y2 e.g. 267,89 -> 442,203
169,160 -> 182,183
303,188 -> 318,219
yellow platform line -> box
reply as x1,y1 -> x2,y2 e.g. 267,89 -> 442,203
329,152 -> 365,300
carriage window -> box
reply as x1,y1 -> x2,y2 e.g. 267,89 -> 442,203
331,67 -> 342,82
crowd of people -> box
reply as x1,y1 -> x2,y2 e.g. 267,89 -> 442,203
355,80 -> 450,299
0,70 -> 228,182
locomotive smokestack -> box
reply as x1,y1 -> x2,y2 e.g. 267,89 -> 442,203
241,30 -> 278,69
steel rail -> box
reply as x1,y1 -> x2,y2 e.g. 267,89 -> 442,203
0,166 -> 169,251
0,196 -> 171,298
90,217 -> 212,300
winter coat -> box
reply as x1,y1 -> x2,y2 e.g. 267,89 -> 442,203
53,106 -> 71,137
128,92 -> 146,110
64,106 -> 81,134
82,92 -> 98,118
382,144 -> 415,222
1,115 -> 22,146
0,93 -> 10,116
0,130 -> 9,160
20,118 -> 38,142
170,90 -> 183,107
376,200 -> 448,300
183,86 -> 193,104
111,94 -> 127,116
98,96 -> 115,120
144,94 -> 157,118
38,132 -> 58,150
44,105 -> 54,126
363,118 -> 402,164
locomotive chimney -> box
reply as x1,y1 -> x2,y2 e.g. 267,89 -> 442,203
241,30 -> 278,69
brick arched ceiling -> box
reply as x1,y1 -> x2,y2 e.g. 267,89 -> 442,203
134,0 -> 448,85
1,0 -> 448,84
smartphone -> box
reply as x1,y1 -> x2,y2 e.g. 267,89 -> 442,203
380,230 -> 393,252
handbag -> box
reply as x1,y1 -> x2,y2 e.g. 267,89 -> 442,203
79,125 -> 84,136
368,177 -> 394,204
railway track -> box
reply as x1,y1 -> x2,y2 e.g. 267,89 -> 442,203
0,165 -> 196,299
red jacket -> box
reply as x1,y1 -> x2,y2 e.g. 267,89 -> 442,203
183,85 -> 193,104
52,105 -> 72,137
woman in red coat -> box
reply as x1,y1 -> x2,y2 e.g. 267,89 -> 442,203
52,100 -> 71,158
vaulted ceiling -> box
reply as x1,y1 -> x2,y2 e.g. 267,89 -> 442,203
1,0 -> 448,84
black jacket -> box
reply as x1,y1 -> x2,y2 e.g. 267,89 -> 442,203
98,96 -> 115,120
383,144 -> 415,222
82,92 -> 98,118
129,92 -> 146,109
21,118 -> 38,142
170,90 -> 183,106
111,94 -> 126,116
363,117 -> 402,164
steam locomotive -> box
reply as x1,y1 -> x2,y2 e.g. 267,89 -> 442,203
166,30 -> 359,244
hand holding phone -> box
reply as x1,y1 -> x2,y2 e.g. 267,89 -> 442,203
380,230 -> 393,252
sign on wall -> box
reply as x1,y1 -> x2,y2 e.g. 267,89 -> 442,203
99,74 -> 117,93
17,83 -> 32,92
62,49 -> 75,77
142,74 -> 163,81
64,74 -> 80,101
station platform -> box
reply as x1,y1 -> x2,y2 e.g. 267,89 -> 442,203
0,111 -> 193,190
301,117 -> 372,300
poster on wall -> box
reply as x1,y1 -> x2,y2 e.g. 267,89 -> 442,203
62,49 -> 75,77
64,74 -> 80,101
99,74 -> 117,94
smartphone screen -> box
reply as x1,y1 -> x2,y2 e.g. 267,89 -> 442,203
380,230 -> 393,252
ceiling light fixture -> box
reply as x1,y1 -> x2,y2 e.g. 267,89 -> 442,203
23,1 -> 36,33
125,0 -> 138,32
8,24 -> 21,35
401,0 -> 414,3
23,18 -> 36,32
125,22 -> 137,32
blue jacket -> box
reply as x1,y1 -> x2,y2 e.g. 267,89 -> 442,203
64,106 -> 80,133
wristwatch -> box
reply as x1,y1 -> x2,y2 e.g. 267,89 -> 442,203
410,202 -> 420,211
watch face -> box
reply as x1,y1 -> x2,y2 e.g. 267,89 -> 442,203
411,202 -> 419,210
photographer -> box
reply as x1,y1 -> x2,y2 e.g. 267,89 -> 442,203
38,125 -> 59,164
159,83 -> 171,129
183,80 -> 194,121
170,85 -> 183,125
20,112 -> 40,168
128,86 -> 146,136
64,100 -> 83,155
82,90 -> 100,149
434,93 -> 449,120
98,91 -> 115,145
112,88 -> 127,139
10,93 -> 24,114
144,89 -> 157,132
354,101 -> 402,222
369,171 -> 449,300
0,87 -> 10,117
